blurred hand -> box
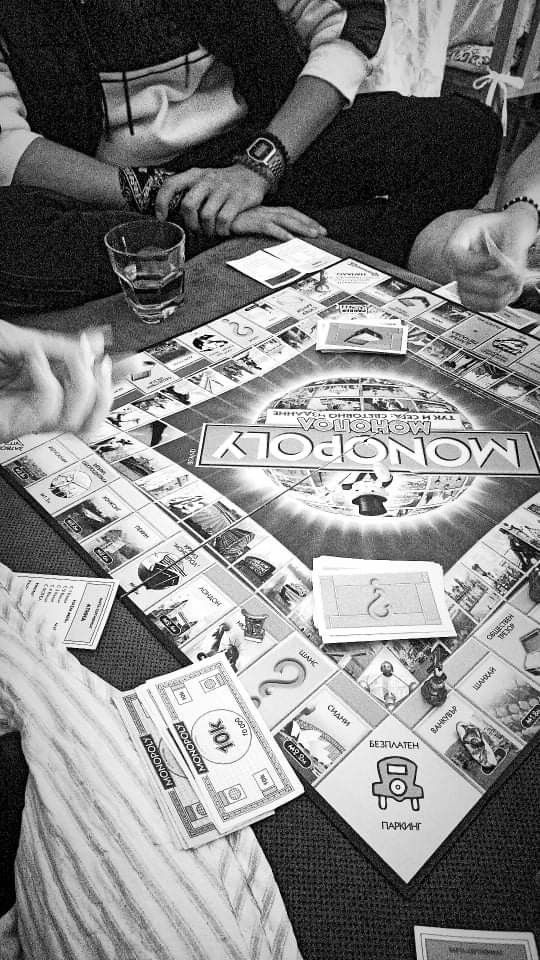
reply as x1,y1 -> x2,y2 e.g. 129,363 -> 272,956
446,208 -> 537,312
0,321 -> 113,442
155,164 -> 268,236
231,205 -> 327,241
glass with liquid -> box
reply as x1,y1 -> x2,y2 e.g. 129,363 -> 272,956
105,220 -> 185,323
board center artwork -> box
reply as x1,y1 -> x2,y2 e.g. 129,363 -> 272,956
222,374 -> 478,519
1,255 -> 538,889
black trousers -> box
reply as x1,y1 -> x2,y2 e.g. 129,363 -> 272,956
0,93 -> 501,314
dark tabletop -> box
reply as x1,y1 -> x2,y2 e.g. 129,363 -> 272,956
1,237 -> 539,959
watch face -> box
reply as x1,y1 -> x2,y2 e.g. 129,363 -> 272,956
248,138 -> 275,162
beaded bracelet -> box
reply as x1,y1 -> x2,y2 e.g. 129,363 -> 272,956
502,195 -> 540,227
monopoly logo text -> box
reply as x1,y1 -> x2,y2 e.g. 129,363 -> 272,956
197,425 -> 539,475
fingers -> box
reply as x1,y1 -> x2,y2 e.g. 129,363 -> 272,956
0,323 -> 113,443
179,179 -> 214,234
257,222 -> 294,241
156,166 -> 269,234
457,274 -> 525,313
79,354 -> 113,440
232,206 -> 327,240
155,170 -> 200,222
447,225 -> 501,273
199,188 -> 235,238
272,207 -> 327,238
24,345 -> 64,432
56,332 -> 99,434
214,198 -> 245,238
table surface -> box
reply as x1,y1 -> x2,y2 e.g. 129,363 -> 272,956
1,237 -> 539,959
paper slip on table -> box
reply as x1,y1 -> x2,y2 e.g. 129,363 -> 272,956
0,236 -> 538,959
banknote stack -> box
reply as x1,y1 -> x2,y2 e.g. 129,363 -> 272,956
316,313 -> 408,354
112,654 -> 303,849
313,556 -> 456,650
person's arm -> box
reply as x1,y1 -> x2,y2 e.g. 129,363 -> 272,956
156,74 -> 344,235
0,47 -> 126,205
410,134 -> 540,311
497,134 -> 540,210
12,136 -> 126,206
155,1 -> 387,234
446,137 -> 540,311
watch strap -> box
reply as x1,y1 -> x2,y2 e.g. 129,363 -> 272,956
233,153 -> 280,192
233,131 -> 289,194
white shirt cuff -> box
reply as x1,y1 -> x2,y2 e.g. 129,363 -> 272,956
0,130 -> 42,186
299,40 -> 370,107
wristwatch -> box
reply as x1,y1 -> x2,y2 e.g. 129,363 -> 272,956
233,134 -> 288,193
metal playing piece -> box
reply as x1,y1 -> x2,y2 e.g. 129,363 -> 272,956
241,608 -> 267,639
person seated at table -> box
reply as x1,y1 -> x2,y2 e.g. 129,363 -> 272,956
0,319 -> 112,442
409,133 -> 540,313
0,0 -> 501,314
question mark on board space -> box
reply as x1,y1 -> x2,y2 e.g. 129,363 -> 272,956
251,658 -> 307,708
367,577 -> 390,619
227,320 -> 254,339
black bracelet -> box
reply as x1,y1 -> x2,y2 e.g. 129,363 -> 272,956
502,195 -> 540,227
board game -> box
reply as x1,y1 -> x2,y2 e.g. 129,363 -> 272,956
2,253 -> 539,888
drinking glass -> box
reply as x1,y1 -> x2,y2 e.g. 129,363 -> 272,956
105,220 -> 185,323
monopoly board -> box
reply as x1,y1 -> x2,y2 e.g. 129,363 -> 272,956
2,256 -> 540,887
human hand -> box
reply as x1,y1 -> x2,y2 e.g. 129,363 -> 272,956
0,321 -> 113,443
230,205 -> 327,241
446,207 -> 538,312
155,164 -> 268,236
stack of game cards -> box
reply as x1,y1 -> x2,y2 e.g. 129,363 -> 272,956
316,313 -> 408,354
313,557 -> 456,649
112,654 -> 303,849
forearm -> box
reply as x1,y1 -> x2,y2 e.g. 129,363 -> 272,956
12,137 -> 126,207
266,75 -> 345,163
497,134 -> 540,211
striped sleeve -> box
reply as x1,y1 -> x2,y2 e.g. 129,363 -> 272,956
0,621 -> 303,960
274,0 -> 387,104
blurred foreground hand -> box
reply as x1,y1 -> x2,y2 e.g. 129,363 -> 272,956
447,206 -> 538,313
0,320 -> 112,442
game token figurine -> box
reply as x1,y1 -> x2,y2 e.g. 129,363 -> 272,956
421,644 -> 448,707
241,609 -> 267,640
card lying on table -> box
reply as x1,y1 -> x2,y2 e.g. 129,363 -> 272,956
226,250 -> 305,288
0,563 -> 117,649
415,926 -> 538,960
316,315 -> 408,354
114,654 -> 303,844
313,556 -> 456,645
